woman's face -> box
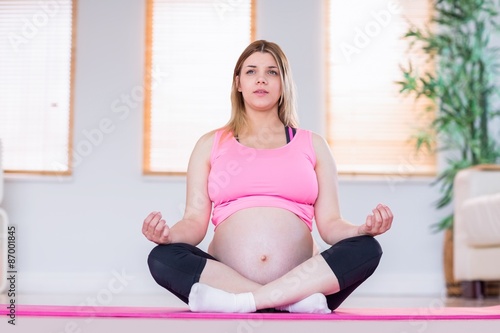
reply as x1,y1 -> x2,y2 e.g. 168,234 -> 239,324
237,52 -> 282,114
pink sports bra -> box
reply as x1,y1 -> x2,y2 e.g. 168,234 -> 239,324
208,128 -> 318,231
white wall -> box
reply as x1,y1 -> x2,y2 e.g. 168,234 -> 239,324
3,0 -> 449,300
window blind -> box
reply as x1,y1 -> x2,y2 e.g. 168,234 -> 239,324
144,0 -> 254,175
327,0 -> 435,176
0,0 -> 75,175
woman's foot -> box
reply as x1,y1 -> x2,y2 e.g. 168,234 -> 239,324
276,293 -> 331,313
188,283 -> 256,313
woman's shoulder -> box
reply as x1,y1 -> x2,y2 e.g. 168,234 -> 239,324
190,130 -> 214,155
198,129 -> 217,143
296,128 -> 328,147
193,128 -> 231,154
300,130 -> 331,160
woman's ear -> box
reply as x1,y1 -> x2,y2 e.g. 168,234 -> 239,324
236,75 -> 241,92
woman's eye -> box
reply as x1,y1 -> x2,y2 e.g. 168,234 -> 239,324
268,70 -> 278,76
246,69 -> 255,75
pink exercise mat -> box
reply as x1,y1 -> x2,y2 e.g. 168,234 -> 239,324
1,304 -> 500,320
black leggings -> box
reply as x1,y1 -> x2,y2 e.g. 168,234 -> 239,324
147,235 -> 382,311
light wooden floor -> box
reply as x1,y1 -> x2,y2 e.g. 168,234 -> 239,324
1,293 -> 499,333
3,292 -> 499,308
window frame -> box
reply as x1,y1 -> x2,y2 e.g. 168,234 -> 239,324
324,0 -> 436,177
1,0 -> 77,176
142,0 -> 256,176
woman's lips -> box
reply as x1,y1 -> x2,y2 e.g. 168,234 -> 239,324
254,89 -> 268,96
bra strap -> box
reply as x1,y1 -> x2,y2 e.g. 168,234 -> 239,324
285,126 -> 296,143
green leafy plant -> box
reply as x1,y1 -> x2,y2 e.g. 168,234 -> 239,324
398,0 -> 500,231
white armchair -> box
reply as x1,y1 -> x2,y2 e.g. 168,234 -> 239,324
453,164 -> 500,297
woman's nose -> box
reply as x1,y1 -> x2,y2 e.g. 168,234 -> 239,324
256,75 -> 267,84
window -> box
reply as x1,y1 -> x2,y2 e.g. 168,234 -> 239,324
144,0 -> 254,175
327,0 -> 435,176
0,0 -> 76,175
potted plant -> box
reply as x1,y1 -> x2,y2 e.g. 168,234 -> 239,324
397,0 -> 500,295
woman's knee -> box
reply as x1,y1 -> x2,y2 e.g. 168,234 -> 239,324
358,236 -> 383,273
148,244 -> 176,282
321,235 -> 383,289
147,243 -> 212,293
148,243 -> 186,261
357,235 -> 383,261
147,243 -> 195,278
323,235 -> 382,261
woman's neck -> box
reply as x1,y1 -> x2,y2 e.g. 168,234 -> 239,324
242,110 -> 283,136
236,112 -> 287,149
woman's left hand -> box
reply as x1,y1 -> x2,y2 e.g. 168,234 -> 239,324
358,204 -> 393,237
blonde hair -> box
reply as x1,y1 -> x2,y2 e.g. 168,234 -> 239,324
223,40 -> 299,137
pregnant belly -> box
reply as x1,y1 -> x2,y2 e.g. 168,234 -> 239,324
208,207 -> 314,285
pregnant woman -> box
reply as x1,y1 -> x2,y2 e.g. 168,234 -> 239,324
142,40 -> 393,313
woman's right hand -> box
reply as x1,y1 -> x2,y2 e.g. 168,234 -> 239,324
142,211 -> 171,244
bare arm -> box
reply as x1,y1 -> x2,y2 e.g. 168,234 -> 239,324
312,133 -> 393,245
142,131 -> 214,246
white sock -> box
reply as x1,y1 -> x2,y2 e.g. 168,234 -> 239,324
188,283 -> 256,313
276,293 -> 331,313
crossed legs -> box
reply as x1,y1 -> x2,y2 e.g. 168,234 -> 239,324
189,254 -> 336,313
148,235 -> 382,313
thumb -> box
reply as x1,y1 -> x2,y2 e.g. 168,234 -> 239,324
161,223 -> 171,243
362,215 -> 373,233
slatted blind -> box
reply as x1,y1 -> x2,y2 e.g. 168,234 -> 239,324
0,0 -> 75,175
327,0 -> 435,176
144,0 -> 254,174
